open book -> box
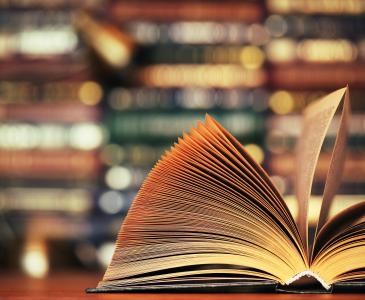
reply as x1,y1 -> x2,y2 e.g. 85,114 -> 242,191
89,87 -> 365,293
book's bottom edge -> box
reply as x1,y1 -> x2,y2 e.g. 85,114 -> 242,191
86,281 -> 365,294
85,282 -> 277,293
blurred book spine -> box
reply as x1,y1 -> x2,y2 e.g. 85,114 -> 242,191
123,21 -> 269,45
107,87 -> 269,111
0,80 -> 103,104
110,1 -> 264,22
105,111 -> 263,142
0,150 -> 101,179
267,0 -> 365,15
134,64 -> 267,88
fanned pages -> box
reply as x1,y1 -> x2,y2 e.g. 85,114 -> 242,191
94,87 -> 365,293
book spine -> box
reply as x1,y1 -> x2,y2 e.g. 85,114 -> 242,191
0,61 -> 89,81
0,150 -> 101,180
0,187 -> 93,214
0,122 -> 105,150
266,15 -> 365,38
135,45 -> 265,66
133,64 -> 267,88
0,80 -> 103,104
270,63 -> 365,89
101,143 -> 166,167
0,187 -> 135,216
124,21 -> 267,45
0,103 -> 101,123
267,0 -> 365,15
266,38 -> 363,64
110,1 -> 263,22
0,9 -> 73,27
0,10 -> 82,59
105,111 -> 263,142
0,0 -> 104,9
106,87 -> 269,111
285,270 -> 330,290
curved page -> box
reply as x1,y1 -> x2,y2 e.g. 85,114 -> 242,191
295,87 -> 348,254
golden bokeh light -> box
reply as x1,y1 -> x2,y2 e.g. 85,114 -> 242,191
244,143 -> 265,164
78,81 -> 103,106
269,90 -> 294,114
21,241 -> 49,278
240,46 -> 265,69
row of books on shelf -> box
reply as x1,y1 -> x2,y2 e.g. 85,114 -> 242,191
2,0 -> 363,15
123,18 -> 365,46
107,87 -> 270,111
5,63 -> 362,90
5,15 -> 365,54
2,17 -> 364,67
2,186 -> 364,228
3,83 -> 365,114
0,0 -> 104,8
267,0 -> 365,15
0,60 -> 89,81
2,60 -> 365,88
105,111 -> 264,142
0,80 -> 103,104
0,10 -> 82,59
265,14 -> 365,38
134,40 -> 365,65
1,149 -> 364,187
0,112 -> 363,174
106,87 -> 365,112
124,21 -> 268,45
109,1 -> 263,22
107,0 -> 365,22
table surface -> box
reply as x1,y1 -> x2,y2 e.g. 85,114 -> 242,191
0,272 -> 364,300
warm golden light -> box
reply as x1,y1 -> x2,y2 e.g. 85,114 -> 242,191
239,46 -> 265,69
267,38 -> 358,63
269,90 -> 294,114
244,143 -> 265,164
297,39 -> 357,63
268,0 -> 365,14
285,195 -> 365,224
74,12 -> 134,68
97,242 -> 115,268
17,27 -> 78,56
266,38 -> 297,63
21,241 -> 49,278
140,64 -> 267,88
78,81 -> 103,105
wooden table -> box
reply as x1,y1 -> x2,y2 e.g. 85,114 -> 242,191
0,272 -> 364,299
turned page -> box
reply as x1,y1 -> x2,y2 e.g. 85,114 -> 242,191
295,87 -> 349,254
315,88 -> 350,237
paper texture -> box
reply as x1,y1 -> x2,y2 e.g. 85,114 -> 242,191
315,88 -> 350,239
295,87 -> 347,253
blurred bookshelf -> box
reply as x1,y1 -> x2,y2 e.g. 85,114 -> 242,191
0,0 -> 364,279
